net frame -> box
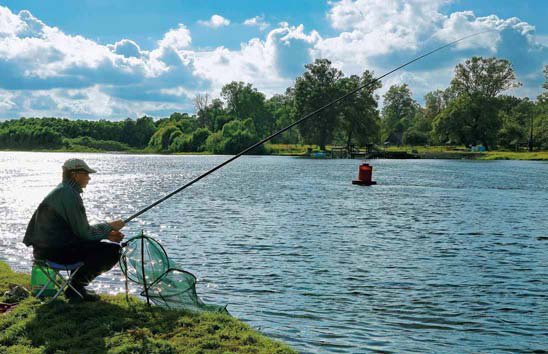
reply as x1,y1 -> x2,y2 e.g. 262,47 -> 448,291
119,231 -> 228,313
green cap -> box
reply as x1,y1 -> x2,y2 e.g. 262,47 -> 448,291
62,158 -> 97,173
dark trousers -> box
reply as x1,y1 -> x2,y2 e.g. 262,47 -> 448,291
33,242 -> 121,289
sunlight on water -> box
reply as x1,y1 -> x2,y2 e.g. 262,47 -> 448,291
1,151 -> 547,353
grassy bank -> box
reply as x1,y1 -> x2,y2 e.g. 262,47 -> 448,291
0,261 -> 295,354
2,145 -> 548,160
385,146 -> 548,160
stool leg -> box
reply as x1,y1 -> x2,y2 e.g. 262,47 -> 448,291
65,267 -> 84,299
49,273 -> 67,302
35,264 -> 61,299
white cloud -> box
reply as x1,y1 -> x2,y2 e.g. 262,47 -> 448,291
316,0 -> 547,104
192,23 -> 320,96
0,6 -> 203,118
243,16 -> 269,31
0,6 -> 26,37
536,35 -> 548,47
156,24 -> 191,50
198,14 -> 230,29
0,2 -> 546,119
109,39 -> 143,58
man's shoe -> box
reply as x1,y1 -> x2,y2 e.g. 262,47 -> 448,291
65,287 -> 100,302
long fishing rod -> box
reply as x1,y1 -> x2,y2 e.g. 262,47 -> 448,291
124,31 -> 493,224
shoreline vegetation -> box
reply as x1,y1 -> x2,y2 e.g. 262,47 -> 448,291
0,58 -> 547,160
0,261 -> 295,353
1,144 -> 547,161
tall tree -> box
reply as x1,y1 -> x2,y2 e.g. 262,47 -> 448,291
434,57 -> 521,150
194,93 -> 211,129
265,91 -> 299,144
197,98 -> 230,132
434,94 -> 500,148
134,116 -> 156,148
294,59 -> 343,150
220,81 -> 274,137
338,70 -> 381,150
423,88 -> 456,121
538,65 -> 548,105
381,84 -> 418,145
450,56 -> 521,97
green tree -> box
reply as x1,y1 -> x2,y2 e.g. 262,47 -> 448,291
495,97 -> 534,149
194,93 -> 211,129
533,113 -> 548,149
294,59 -> 343,150
221,82 -> 274,137
197,98 -> 231,132
204,118 -> 264,154
337,70 -> 381,149
533,65 -> 548,149
381,84 -> 418,145
534,64 -> 548,105
434,57 -> 521,150
265,91 -> 299,144
450,56 -> 521,97
148,125 -> 182,152
434,94 -> 500,147
190,127 -> 211,152
423,88 -> 456,121
134,116 -> 157,148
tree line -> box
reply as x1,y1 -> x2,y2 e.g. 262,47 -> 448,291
1,57 -> 547,153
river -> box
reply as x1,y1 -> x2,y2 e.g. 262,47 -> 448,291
1,152 -> 547,353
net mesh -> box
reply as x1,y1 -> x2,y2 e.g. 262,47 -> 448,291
120,232 -> 228,314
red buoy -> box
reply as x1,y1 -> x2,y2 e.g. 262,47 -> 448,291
352,163 -> 377,186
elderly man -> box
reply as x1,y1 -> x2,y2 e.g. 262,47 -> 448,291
23,158 -> 125,301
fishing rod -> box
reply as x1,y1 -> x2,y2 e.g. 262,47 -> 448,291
124,31 -> 493,224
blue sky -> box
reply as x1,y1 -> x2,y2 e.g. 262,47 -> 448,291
0,0 -> 546,119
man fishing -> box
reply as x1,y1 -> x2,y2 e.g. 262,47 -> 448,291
23,158 -> 125,302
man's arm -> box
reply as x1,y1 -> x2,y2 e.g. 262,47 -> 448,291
62,189 -> 113,241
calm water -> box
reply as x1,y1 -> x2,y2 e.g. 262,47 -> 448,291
1,152 -> 547,353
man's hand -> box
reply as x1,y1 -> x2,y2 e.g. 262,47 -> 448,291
107,230 -> 124,243
109,219 -> 125,231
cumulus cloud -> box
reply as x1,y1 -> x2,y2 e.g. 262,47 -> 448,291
0,6 -> 207,118
157,24 -> 191,50
109,39 -> 143,58
0,2 -> 546,119
243,16 -> 269,31
198,14 -> 230,29
192,23 -> 320,96
316,0 -> 547,102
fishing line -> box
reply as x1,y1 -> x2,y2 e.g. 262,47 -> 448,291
124,30 -> 494,224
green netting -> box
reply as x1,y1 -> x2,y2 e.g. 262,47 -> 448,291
120,232 -> 228,314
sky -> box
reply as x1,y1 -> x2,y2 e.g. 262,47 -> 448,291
0,0 -> 546,120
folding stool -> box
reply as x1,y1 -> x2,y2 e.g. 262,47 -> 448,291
33,259 -> 85,302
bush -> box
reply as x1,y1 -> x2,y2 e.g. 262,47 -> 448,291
0,126 -> 64,150
148,125 -> 182,152
191,128 -> 211,152
403,129 -> 429,145
64,137 -> 131,151
204,119 -> 265,154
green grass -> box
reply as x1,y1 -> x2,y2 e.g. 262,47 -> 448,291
478,151 -> 548,160
264,144 -> 311,155
385,146 -> 548,160
0,261 -> 295,354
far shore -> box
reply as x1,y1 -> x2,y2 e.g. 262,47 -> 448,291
1,145 -> 547,161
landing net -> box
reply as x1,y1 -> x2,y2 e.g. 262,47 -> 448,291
119,232 -> 228,313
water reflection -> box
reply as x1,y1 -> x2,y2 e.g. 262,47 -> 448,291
1,152 -> 547,353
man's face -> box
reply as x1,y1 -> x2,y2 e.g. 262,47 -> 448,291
73,171 -> 90,188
